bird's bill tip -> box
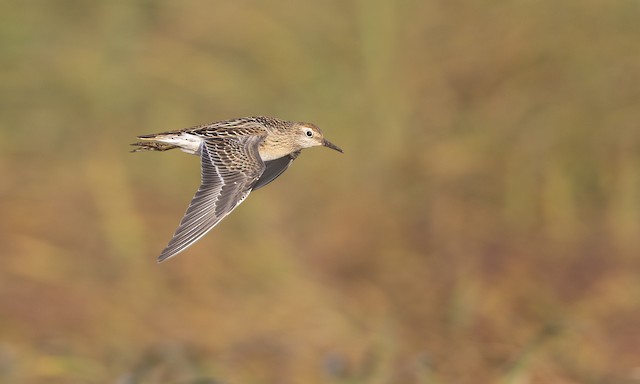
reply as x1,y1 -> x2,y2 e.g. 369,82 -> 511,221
322,139 -> 343,153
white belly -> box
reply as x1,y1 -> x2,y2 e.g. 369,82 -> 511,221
258,144 -> 292,161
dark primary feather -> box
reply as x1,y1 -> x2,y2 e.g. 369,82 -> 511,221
157,136 -> 266,262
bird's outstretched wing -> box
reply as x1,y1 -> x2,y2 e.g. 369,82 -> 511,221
157,136 -> 265,262
251,150 -> 301,191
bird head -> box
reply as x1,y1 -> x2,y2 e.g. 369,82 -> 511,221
295,122 -> 343,153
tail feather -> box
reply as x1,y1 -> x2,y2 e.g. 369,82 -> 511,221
130,141 -> 179,152
131,132 -> 202,154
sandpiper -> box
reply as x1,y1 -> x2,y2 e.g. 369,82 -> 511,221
131,116 -> 343,262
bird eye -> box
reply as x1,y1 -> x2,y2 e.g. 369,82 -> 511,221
305,129 -> 314,137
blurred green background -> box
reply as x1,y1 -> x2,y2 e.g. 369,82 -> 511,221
1,0 -> 639,383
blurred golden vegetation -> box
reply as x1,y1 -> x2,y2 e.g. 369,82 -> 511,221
1,0 -> 639,383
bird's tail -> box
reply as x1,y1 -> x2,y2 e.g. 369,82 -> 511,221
131,131 -> 203,155
130,138 -> 179,153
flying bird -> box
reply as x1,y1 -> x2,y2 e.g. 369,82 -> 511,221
131,116 -> 343,262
